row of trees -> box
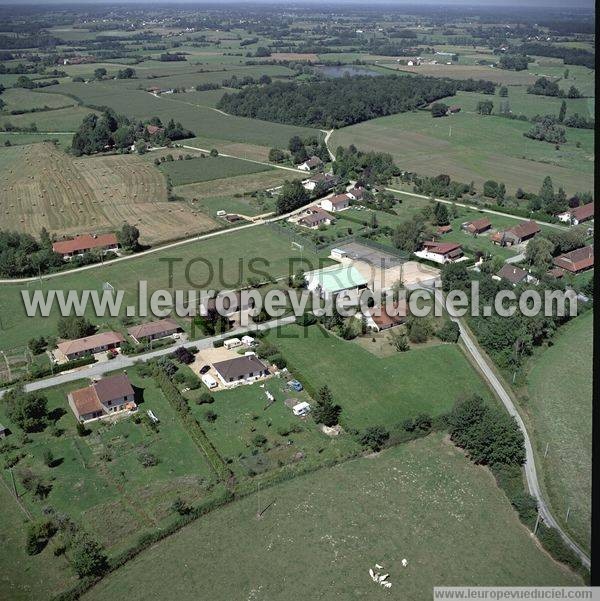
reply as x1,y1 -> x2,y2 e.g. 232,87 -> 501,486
217,75 -> 496,129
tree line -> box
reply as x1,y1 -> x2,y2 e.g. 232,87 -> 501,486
217,74 -> 496,129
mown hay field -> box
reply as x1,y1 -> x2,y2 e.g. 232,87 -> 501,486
0,143 -> 219,243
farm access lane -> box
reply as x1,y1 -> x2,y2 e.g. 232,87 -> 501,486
428,286 -> 590,569
0,316 -> 295,398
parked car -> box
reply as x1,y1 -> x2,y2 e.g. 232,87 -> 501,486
199,365 -> 211,374
289,379 -> 303,392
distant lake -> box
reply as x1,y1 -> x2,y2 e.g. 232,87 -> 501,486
317,65 -> 382,78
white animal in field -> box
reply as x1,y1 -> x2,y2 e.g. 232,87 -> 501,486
402,558 -> 408,567
378,574 -> 389,583
369,569 -> 375,580
375,564 -> 383,569
383,582 -> 392,588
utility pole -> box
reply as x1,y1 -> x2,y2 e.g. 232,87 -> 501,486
544,442 -> 549,458
566,507 -> 571,522
533,512 -> 540,535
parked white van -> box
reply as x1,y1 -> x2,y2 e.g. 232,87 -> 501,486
201,374 -> 217,389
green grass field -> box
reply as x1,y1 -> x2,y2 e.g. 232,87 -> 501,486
525,312 -> 592,551
38,80 -> 319,149
267,324 -> 492,428
189,376 -> 361,478
0,226 -> 328,352
159,155 -> 272,186
0,365 -> 219,597
330,95 -> 594,196
82,434 -> 579,601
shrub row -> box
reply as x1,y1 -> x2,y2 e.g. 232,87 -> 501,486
154,369 -> 231,481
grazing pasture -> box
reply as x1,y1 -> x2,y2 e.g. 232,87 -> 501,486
267,324 -> 492,428
159,155 -> 272,186
82,434 -> 579,601
0,143 -> 218,244
524,312 -> 592,551
330,100 -> 593,195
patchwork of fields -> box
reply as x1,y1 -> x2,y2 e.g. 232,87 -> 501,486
0,143 -> 218,244
82,434 -> 579,601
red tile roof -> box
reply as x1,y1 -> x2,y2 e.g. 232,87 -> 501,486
465,218 -> 491,233
53,233 -> 118,255
128,318 -> 179,341
70,386 -> 102,416
510,220 -> 541,239
327,193 -> 351,207
570,202 -> 594,222
146,124 -> 164,135
497,264 -> 528,284
553,245 -> 594,273
57,331 -> 124,357
437,225 -> 453,234
371,300 -> 408,329
422,241 -> 462,255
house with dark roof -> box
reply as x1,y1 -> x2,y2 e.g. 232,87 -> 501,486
558,202 -> 594,225
298,207 -> 333,229
493,264 -> 538,286
298,156 -> 324,171
553,245 -> 594,273
462,218 -> 492,235
68,374 -> 136,423
415,241 -> 464,264
491,221 -> 541,246
212,355 -> 269,386
302,173 -> 339,192
128,318 -> 180,344
52,233 -> 119,260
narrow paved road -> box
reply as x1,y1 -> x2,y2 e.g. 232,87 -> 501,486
0,316 -> 295,397
431,287 -> 590,569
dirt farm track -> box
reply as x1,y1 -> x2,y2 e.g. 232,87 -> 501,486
0,143 -> 218,245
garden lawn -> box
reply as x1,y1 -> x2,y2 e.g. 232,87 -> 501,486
525,312 -> 592,551
159,155 -> 272,186
267,324 -> 492,428
82,433 -> 579,601
191,377 -> 361,478
0,365 -> 215,554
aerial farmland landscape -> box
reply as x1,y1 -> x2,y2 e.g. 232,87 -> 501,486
0,1 -> 595,599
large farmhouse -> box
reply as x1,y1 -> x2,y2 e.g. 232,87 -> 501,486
52,233 -> 119,260
553,245 -> 594,274
557,203 -> 594,225
68,374 -> 136,423
491,221 -> 540,246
